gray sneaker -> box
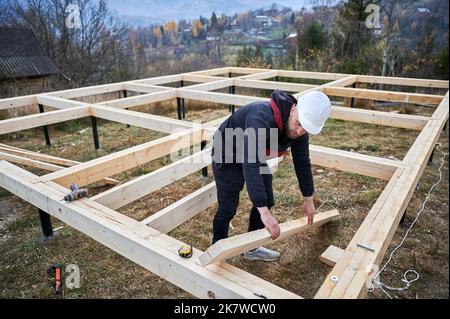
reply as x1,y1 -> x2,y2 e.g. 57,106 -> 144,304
243,247 -> 280,262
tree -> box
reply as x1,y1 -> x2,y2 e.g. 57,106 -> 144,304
379,0 -> 415,78
210,12 -> 218,32
3,0 -> 132,86
333,0 -> 376,74
192,19 -> 202,38
299,20 -> 328,55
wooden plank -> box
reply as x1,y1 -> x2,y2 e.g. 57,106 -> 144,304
357,75 -> 449,89
90,104 -> 194,133
182,74 -> 225,83
294,76 -> 358,99
142,181 -> 217,232
239,70 -> 279,80
0,160 -> 300,299
178,89 -> 266,106
229,67 -> 272,75
189,67 -> 231,76
133,74 -> 183,85
320,245 -> 344,267
92,148 -> 212,210
331,106 -> 429,130
0,95 -> 36,110
323,87 -> 444,105
0,106 -> 91,135
47,82 -> 124,99
199,209 -> 340,266
0,147 -> 118,185
122,83 -> 171,94
182,78 -> 233,91
0,144 -> 78,166
36,95 -> 86,109
310,145 -> 403,181
98,90 -> 177,109
40,128 -> 202,188
233,79 -> 316,92
0,151 -> 64,171
278,70 -> 349,81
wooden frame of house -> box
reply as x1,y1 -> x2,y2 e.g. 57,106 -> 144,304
0,66 -> 448,299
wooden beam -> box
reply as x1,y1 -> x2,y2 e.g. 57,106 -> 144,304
320,245 -> 344,267
142,181 -> 217,232
98,90 -> 177,109
182,78 -> 233,91
178,89 -> 265,106
357,75 -> 449,89
90,104 -> 194,133
0,146 -> 118,185
0,95 -> 36,110
323,87 -> 444,105
233,79 -> 316,92
122,83 -> 171,94
294,76 -> 358,99
229,67 -> 272,75
0,151 -> 64,171
199,209 -> 340,266
182,74 -> 225,83
277,70 -> 349,81
0,106 -> 91,135
331,106 -> 429,130
47,83 -> 124,99
310,145 -> 403,181
0,143 -> 77,166
92,148 -> 211,210
0,160 -> 300,299
189,67 -> 231,77
239,70 -> 279,80
36,95 -> 86,109
133,73 -> 183,85
40,128 -> 202,188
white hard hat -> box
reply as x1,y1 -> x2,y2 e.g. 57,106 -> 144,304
297,91 -> 332,135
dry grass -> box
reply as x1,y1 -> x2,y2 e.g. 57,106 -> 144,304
0,100 -> 448,299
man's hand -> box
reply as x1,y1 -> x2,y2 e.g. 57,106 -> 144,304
303,196 -> 316,225
257,207 -> 280,240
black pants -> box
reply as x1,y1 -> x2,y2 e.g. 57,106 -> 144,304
212,161 -> 274,244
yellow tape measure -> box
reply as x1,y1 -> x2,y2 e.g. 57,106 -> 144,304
178,244 -> 192,258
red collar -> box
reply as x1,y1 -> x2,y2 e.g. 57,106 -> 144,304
269,99 -> 284,132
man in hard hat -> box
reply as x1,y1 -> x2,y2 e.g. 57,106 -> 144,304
211,89 -> 332,261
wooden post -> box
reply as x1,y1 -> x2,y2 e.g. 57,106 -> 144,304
38,104 -> 51,146
38,209 -> 53,238
91,116 -> 100,150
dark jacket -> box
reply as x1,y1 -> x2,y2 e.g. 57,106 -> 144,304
212,90 -> 314,207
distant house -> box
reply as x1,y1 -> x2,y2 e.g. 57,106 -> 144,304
0,27 -> 59,97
